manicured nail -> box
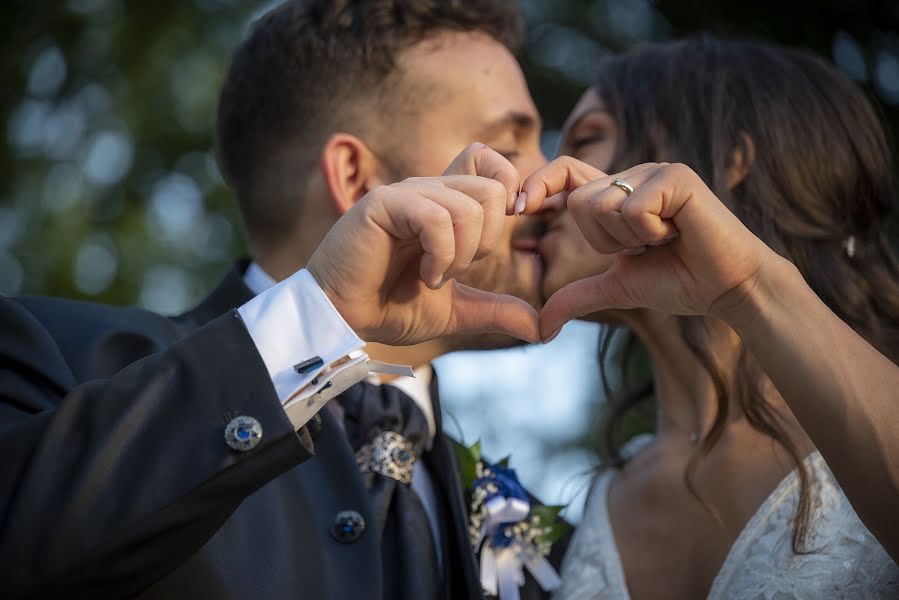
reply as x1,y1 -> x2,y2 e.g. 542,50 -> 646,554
514,192 -> 527,215
543,327 -> 562,344
618,246 -> 647,256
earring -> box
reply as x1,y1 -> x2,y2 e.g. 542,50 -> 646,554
842,235 -> 856,258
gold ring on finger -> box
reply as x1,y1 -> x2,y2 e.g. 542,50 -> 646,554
610,178 -> 634,195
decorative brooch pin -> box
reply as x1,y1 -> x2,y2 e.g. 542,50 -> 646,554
451,440 -> 569,600
356,430 -> 416,484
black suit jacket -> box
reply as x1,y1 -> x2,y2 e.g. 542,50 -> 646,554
0,262 -> 568,599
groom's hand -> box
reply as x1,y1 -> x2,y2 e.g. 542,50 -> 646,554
307,143 -> 541,345
520,159 -> 777,339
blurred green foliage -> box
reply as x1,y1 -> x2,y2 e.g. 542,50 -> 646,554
0,0 -> 256,311
2,0 -> 898,312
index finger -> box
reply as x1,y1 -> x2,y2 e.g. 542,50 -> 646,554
442,142 -> 521,213
518,156 -> 607,214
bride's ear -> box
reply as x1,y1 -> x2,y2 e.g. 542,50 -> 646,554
725,132 -> 756,190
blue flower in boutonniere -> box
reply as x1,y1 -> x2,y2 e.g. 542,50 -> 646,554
451,439 -> 569,600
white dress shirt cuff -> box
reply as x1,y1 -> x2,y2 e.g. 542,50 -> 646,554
237,268 -> 365,428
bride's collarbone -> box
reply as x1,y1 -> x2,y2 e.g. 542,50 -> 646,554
606,439 -> 799,599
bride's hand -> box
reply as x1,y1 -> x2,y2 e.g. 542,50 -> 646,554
519,159 -> 779,338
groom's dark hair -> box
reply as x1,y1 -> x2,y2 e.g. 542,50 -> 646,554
216,0 -> 524,245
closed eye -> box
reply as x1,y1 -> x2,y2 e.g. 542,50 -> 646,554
494,149 -> 520,161
569,136 -> 603,151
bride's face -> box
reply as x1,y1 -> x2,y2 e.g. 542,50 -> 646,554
539,89 -> 620,299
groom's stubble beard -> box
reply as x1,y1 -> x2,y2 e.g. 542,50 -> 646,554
440,216 -> 547,353
374,155 -> 546,353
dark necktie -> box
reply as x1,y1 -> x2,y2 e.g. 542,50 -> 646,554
336,381 -> 441,600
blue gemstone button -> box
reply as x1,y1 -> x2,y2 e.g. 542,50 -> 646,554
225,416 -> 262,452
330,510 -> 365,543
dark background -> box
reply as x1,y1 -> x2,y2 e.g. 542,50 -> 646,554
2,0 -> 898,517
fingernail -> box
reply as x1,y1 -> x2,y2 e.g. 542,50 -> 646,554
648,239 -> 669,247
664,231 -> 680,240
514,192 -> 527,215
543,327 -> 562,344
432,274 -> 443,288
618,246 -> 647,256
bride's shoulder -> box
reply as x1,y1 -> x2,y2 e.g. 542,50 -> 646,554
708,451 -> 899,598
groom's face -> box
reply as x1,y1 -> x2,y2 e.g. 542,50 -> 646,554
378,31 -> 547,320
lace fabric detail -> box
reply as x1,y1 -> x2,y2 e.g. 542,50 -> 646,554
555,447 -> 899,599
707,452 -> 899,599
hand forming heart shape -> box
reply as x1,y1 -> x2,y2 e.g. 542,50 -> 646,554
518,157 -> 778,340
308,146 -> 781,347
307,143 -> 542,345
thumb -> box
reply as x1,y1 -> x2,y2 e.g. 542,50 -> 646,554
447,282 -> 541,343
540,272 -> 629,340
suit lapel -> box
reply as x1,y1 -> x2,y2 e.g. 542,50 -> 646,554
424,370 -> 483,599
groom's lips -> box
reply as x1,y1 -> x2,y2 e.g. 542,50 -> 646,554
511,238 -> 543,268
511,238 -> 539,253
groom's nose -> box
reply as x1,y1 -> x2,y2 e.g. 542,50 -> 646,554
517,145 -> 547,181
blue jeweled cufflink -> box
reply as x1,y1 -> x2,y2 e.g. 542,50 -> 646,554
224,415 -> 263,452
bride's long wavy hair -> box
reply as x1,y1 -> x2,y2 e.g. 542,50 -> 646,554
592,36 -> 899,552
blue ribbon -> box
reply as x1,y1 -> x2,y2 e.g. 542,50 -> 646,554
472,461 -> 561,599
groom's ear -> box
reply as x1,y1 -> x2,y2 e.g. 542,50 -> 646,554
319,133 -> 387,216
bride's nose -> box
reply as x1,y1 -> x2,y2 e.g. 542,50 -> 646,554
535,192 -> 566,221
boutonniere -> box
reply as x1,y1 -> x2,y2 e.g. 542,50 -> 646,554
451,439 -> 569,600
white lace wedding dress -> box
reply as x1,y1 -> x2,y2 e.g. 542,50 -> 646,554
556,436 -> 899,599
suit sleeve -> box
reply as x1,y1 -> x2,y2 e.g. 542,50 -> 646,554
0,298 -> 313,599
